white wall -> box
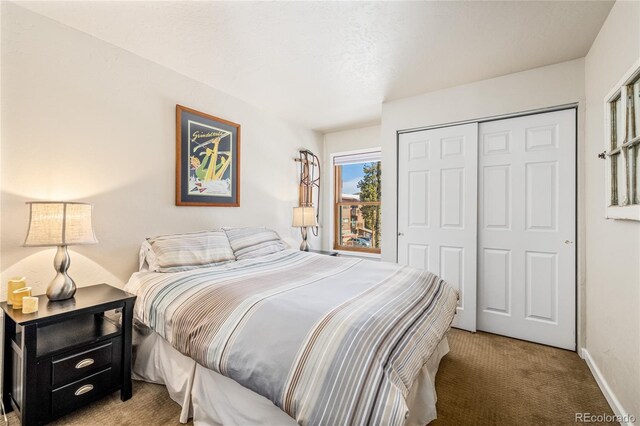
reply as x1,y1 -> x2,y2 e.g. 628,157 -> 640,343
0,4 -> 322,295
321,125 -> 380,251
380,58 -> 586,345
584,0 -> 640,420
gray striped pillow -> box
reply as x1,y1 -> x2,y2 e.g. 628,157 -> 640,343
224,227 -> 287,260
146,230 -> 235,272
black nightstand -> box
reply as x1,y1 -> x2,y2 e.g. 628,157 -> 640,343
308,249 -> 339,256
1,284 -> 136,425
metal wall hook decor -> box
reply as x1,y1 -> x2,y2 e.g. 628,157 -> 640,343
295,149 -> 321,236
598,151 -> 608,160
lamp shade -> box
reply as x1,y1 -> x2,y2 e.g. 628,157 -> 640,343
292,206 -> 317,228
24,202 -> 98,247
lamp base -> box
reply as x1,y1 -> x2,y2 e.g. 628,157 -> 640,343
47,245 -> 76,301
299,227 -> 311,251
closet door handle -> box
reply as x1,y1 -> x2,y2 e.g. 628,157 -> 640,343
398,232 -> 404,236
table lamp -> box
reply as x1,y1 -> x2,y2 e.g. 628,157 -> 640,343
23,202 -> 98,301
292,206 -> 317,251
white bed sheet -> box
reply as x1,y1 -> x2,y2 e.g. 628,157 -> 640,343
132,324 -> 450,425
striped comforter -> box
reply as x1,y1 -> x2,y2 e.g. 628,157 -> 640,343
125,249 -> 458,426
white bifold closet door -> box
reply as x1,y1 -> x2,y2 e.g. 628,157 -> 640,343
477,109 -> 576,350
398,123 -> 478,332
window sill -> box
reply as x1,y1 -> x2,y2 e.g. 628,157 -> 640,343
334,250 -> 381,260
606,205 -> 640,221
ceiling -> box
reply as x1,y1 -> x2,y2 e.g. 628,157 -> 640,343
16,1 -> 613,132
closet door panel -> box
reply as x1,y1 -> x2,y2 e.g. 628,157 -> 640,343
478,109 -> 576,350
398,123 -> 478,332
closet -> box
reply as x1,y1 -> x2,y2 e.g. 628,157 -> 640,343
397,109 -> 576,350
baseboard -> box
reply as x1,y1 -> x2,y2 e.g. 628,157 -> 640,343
581,348 -> 635,425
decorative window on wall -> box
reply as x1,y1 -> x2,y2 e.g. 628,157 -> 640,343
604,59 -> 640,221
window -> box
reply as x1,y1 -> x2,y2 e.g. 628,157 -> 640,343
605,59 -> 640,220
333,151 -> 381,254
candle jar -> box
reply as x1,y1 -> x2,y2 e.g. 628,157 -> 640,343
7,277 -> 26,306
13,287 -> 32,310
22,296 -> 39,314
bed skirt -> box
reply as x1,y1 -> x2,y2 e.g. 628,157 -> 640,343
132,322 -> 449,425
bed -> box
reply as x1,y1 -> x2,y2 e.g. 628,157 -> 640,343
124,233 -> 457,426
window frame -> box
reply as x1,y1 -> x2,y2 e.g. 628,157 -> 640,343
604,57 -> 640,221
330,149 -> 382,255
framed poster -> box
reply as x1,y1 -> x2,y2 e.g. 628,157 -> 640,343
176,105 -> 240,206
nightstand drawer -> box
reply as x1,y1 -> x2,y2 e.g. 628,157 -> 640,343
51,342 -> 112,387
51,368 -> 111,418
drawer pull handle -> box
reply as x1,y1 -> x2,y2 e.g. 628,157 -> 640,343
75,358 -> 95,369
74,384 -> 94,396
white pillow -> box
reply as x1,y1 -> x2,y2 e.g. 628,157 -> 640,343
142,230 -> 235,272
138,240 -> 154,272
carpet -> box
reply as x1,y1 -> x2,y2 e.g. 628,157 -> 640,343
5,329 -> 613,425
432,329 -> 613,425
